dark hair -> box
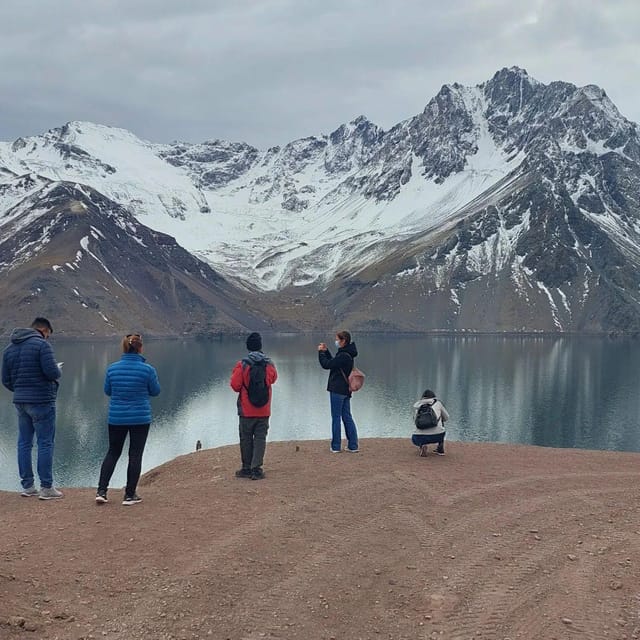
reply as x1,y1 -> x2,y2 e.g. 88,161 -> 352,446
422,389 -> 436,399
246,332 -> 262,352
31,317 -> 53,334
336,330 -> 351,345
122,333 -> 143,354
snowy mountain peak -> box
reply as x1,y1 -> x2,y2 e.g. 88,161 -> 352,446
2,68 -> 640,334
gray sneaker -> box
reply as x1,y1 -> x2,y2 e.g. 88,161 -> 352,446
21,485 -> 39,497
39,487 -> 64,500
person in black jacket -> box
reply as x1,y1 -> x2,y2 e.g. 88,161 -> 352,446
317,329 -> 359,453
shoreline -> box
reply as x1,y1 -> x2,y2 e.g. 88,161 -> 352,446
1,329 -> 639,341
2,438 -> 640,494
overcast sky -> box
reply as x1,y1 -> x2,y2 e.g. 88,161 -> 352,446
1,0 -> 638,148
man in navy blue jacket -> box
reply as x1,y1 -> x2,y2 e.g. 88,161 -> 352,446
2,317 -> 63,499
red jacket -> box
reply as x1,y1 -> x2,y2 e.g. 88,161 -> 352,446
230,356 -> 277,417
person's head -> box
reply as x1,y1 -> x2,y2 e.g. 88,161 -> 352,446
246,332 -> 262,352
422,389 -> 436,399
335,330 -> 351,348
31,317 -> 53,339
122,333 -> 143,354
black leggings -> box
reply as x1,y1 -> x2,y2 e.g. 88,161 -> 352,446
98,424 -> 150,495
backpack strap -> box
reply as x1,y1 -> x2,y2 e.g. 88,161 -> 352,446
431,399 -> 441,423
240,358 -> 252,391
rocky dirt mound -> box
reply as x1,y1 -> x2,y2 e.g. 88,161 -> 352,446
1,439 -> 640,639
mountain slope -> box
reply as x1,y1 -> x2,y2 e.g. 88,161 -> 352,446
0,175 -> 276,336
2,67 -> 640,333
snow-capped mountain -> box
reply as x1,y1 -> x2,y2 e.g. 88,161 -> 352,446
2,66 -> 640,334
0,174 -> 275,336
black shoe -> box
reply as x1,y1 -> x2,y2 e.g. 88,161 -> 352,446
235,468 -> 252,478
435,449 -> 445,456
95,489 -> 108,504
250,468 -> 265,480
122,493 -> 142,505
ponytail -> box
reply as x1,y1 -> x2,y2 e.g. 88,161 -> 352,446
122,333 -> 143,354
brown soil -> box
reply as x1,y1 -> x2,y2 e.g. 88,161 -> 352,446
1,439 -> 640,640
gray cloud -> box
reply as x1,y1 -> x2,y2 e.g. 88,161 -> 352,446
1,0 -> 638,147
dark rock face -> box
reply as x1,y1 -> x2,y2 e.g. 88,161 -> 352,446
159,140 -> 260,188
316,67 -> 640,333
0,178 -> 274,336
325,116 -> 383,174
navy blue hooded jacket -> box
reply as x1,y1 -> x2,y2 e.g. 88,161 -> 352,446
2,328 -> 61,403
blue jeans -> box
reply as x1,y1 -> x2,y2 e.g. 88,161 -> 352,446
329,392 -> 358,451
16,402 -> 56,489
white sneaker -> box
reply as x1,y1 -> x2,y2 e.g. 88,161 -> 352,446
20,485 -> 39,497
39,487 -> 63,500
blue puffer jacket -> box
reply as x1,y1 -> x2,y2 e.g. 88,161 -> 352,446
104,353 -> 161,426
2,329 -> 61,403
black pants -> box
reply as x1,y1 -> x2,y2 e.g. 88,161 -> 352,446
239,417 -> 269,470
411,433 -> 445,452
98,424 -> 150,495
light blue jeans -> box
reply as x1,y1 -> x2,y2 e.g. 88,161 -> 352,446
16,402 -> 56,489
329,392 -> 359,452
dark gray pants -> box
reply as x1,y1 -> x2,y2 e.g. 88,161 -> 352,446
239,417 -> 269,470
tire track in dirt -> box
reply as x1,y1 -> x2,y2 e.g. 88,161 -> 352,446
3,440 -> 640,640
110,471 -> 406,639
102,456 -> 640,640
410,474 -> 640,640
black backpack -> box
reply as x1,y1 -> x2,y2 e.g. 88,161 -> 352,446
415,401 -> 439,429
245,360 -> 269,407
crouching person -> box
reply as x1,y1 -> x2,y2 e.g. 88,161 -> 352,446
412,389 -> 449,457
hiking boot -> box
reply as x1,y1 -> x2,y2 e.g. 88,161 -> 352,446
95,490 -> 108,504
39,487 -> 63,500
250,468 -> 265,480
122,494 -> 142,505
235,468 -> 252,478
21,485 -> 39,497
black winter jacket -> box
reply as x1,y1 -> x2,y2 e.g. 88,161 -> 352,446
318,342 -> 358,396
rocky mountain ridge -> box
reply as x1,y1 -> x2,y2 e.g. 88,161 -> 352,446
1,66 -> 640,334
0,174 -> 279,336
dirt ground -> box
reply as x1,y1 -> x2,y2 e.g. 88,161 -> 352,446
1,438 -> 640,640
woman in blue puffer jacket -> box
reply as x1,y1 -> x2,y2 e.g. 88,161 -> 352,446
95,333 -> 160,506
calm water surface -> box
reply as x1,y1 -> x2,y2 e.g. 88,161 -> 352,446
1,335 -> 639,490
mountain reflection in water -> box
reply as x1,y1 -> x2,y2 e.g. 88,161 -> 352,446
1,334 -> 639,490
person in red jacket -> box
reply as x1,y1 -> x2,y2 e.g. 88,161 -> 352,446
230,332 -> 277,480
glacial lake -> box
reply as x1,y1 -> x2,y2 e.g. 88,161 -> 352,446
1,334 -> 640,490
